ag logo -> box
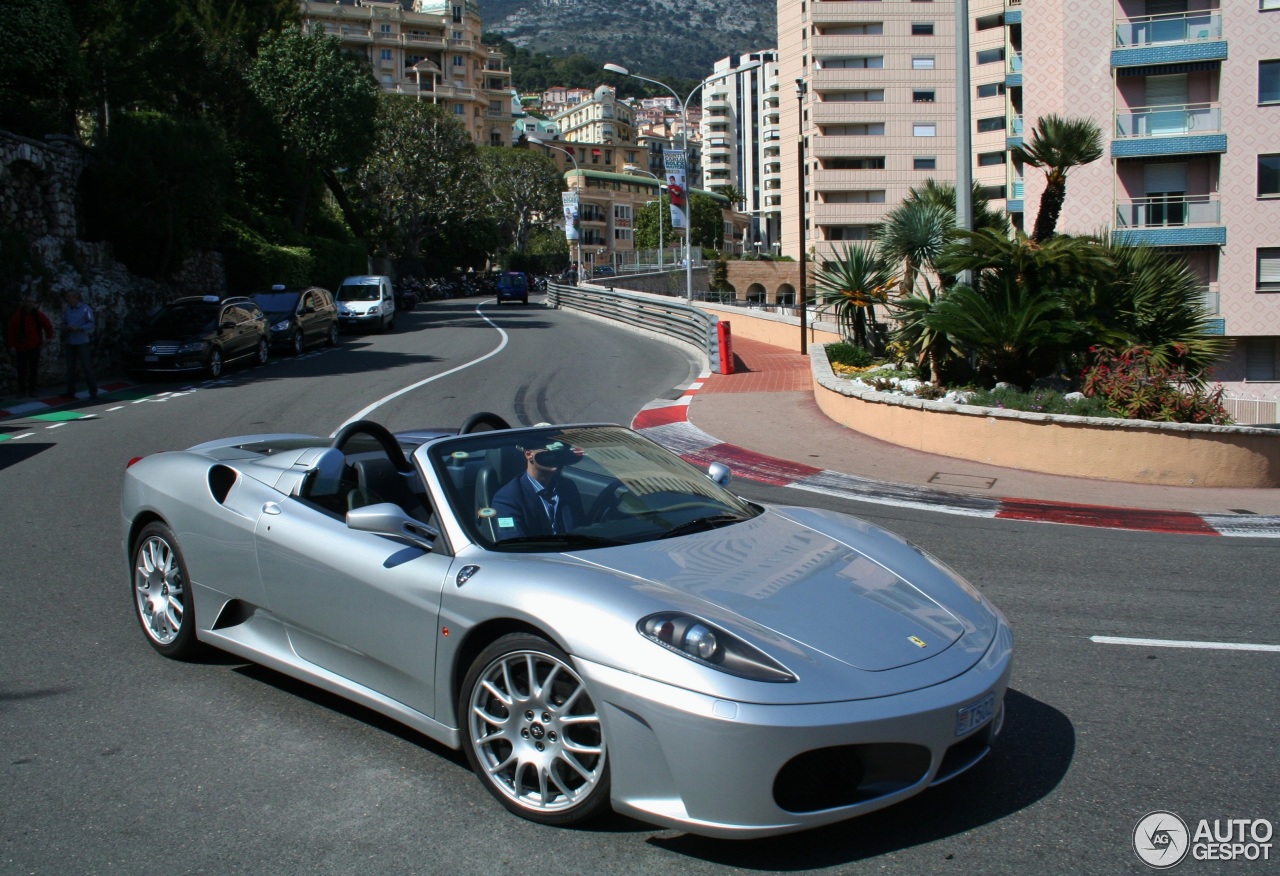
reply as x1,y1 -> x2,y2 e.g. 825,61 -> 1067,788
1134,811 -> 1190,869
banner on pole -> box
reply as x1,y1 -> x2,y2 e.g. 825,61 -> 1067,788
561,191 -> 580,241
662,150 -> 687,230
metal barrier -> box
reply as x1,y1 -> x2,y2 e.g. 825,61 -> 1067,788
547,283 -> 723,372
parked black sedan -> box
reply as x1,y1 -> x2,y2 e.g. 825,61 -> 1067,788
251,285 -> 339,355
123,295 -> 270,379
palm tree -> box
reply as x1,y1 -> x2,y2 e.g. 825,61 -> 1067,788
1014,114 -> 1104,242
714,185 -> 745,209
813,243 -> 896,352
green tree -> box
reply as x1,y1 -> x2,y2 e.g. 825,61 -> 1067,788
1014,114 -> 1104,242
352,97 -> 487,263
714,185 -> 745,209
688,192 -> 724,252
480,147 -> 563,254
813,243 -> 896,352
0,0 -> 84,135
634,195 -> 674,252
247,25 -> 379,231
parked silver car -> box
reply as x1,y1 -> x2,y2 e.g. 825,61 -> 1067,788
123,415 -> 1012,838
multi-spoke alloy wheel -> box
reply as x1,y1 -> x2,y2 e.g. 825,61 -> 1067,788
131,522 -> 199,659
461,634 -> 610,825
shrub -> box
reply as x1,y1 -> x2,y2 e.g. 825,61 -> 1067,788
966,385 -> 1122,418
827,342 -> 875,368
1080,346 -> 1232,424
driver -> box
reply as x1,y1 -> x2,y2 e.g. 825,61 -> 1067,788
490,440 -> 585,538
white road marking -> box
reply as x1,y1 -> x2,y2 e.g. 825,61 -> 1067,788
45,423 -> 65,430
9,432 -> 35,440
1091,635 -> 1280,653
334,305 -> 509,433
106,406 -> 124,412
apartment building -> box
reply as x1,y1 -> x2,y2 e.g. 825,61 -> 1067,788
779,0 -> 1280,401
552,85 -> 636,144
299,0 -> 514,145
700,52 -> 784,254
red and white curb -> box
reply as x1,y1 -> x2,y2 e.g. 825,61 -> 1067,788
632,381 -> 1280,539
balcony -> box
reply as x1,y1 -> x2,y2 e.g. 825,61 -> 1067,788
1006,175 -> 1024,212
706,93 -> 729,110
1113,194 -> 1225,246
1112,12 -> 1226,68
1006,52 -> 1023,87
1007,114 -> 1023,148
1112,103 -> 1226,157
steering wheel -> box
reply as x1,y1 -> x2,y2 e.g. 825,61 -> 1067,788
587,480 -> 642,522
459,411 -> 512,434
331,420 -> 412,472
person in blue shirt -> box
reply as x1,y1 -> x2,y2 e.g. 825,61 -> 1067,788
490,440 -> 586,539
61,289 -> 97,399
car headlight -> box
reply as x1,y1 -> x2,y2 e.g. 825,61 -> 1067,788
639,613 -> 796,682
177,341 -> 206,353
271,319 -> 292,332
367,305 -> 380,315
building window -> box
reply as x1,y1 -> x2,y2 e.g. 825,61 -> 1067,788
452,5 -> 462,22
1244,338 -> 1278,381
914,156 -> 937,170
976,47 -> 1005,65
825,90 -> 885,102
976,13 -> 1004,30
911,23 -> 935,35
822,157 -> 886,169
977,116 -> 1005,133
913,124 -> 937,137
823,190 -> 886,203
453,55 -> 464,67
453,103 -> 465,115
977,82 -> 1006,99
826,226 -> 873,241
821,56 -> 885,68
1262,61 -> 1280,104
977,151 -> 1006,166
1260,248 -> 1280,291
979,185 -> 1008,200
912,56 -> 936,70
822,123 -> 886,136
1261,155 -> 1280,196
381,49 -> 392,61
913,90 -> 936,102
820,23 -> 884,35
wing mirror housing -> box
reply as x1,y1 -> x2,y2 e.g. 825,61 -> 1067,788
346,503 -> 439,551
707,462 -> 732,488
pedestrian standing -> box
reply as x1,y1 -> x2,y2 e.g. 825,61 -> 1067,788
61,289 -> 97,399
6,295 -> 55,397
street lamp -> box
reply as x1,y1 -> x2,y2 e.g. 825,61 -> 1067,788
630,168 -> 666,271
604,63 -> 704,300
795,78 -> 808,355
528,135 -> 582,282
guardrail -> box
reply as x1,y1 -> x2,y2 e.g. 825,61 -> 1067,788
547,283 -> 723,372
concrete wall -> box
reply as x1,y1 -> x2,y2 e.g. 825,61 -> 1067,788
811,345 -> 1280,488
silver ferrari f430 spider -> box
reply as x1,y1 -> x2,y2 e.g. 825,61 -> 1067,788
122,414 -> 1012,838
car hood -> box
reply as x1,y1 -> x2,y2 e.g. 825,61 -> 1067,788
569,509 -> 979,673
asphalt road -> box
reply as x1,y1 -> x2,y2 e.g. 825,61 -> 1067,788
1,297 -> 1276,875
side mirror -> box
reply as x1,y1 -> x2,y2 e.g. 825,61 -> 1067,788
707,462 -> 732,488
346,503 -> 439,551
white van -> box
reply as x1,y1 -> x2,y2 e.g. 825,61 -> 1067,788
336,275 -> 396,333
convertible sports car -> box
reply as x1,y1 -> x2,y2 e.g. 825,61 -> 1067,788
123,415 -> 1012,838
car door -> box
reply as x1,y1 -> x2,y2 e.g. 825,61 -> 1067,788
223,303 -> 253,361
298,290 -> 318,344
254,496 -> 452,715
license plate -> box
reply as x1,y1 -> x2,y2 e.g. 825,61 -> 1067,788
144,355 -> 159,362
955,692 -> 995,736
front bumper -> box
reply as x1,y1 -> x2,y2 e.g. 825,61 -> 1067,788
578,622 -> 1013,838
123,350 -> 206,372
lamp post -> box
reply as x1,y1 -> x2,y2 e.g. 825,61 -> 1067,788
528,135 -> 581,282
629,169 -> 666,271
795,78 -> 808,355
604,63 -> 704,300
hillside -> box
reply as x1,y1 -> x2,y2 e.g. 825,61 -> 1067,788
480,0 -> 777,82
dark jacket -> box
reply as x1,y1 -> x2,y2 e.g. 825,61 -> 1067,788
490,473 -> 585,539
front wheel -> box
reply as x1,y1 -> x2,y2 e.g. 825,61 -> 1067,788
460,634 -> 610,826
205,347 -> 223,379
132,522 -> 201,659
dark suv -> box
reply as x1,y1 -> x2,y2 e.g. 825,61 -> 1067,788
124,295 -> 270,379
251,285 -> 339,355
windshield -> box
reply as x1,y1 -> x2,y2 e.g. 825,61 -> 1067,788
427,425 -> 759,551
337,283 -> 379,302
146,303 -> 218,335
253,292 -> 301,313
499,274 -> 527,291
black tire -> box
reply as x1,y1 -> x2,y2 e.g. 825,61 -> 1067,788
255,337 -> 269,366
291,329 -> 304,356
205,347 -> 223,379
131,522 -> 202,659
459,633 -> 610,826
326,322 -> 339,347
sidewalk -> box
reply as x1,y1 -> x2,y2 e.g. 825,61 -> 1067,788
635,337 -> 1280,537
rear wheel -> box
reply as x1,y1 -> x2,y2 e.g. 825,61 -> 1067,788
460,633 -> 610,826
132,522 -> 201,659
326,323 -> 339,347
255,337 -> 269,366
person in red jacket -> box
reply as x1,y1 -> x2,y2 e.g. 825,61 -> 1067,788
6,295 -> 55,397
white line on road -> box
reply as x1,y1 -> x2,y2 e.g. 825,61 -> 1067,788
1091,635 -> 1280,653
333,305 -> 509,434
45,423 -> 65,429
